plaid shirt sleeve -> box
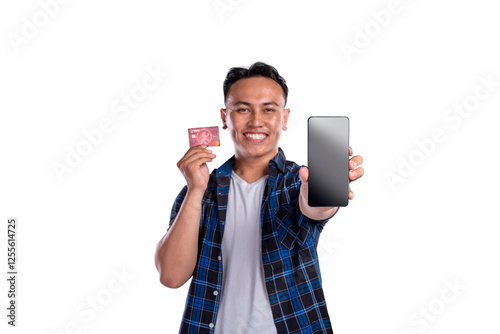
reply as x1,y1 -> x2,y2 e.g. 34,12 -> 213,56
167,185 -> 188,232
293,166 -> 339,247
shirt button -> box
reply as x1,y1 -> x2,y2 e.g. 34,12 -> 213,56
209,323 -> 214,328
218,255 -> 221,261
213,290 -> 218,296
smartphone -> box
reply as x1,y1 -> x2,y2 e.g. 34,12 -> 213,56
307,116 -> 350,207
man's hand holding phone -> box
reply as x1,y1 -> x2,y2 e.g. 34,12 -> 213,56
299,146 -> 364,220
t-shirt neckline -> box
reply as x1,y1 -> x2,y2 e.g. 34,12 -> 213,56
231,170 -> 268,186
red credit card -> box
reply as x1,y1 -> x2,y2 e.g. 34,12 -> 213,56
188,126 -> 220,147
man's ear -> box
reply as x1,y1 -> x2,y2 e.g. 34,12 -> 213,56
283,108 -> 290,130
220,108 -> 227,129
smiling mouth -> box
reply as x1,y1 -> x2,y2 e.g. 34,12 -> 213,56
244,133 -> 268,140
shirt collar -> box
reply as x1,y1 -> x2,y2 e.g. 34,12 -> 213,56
215,147 -> 287,179
270,147 -> 287,174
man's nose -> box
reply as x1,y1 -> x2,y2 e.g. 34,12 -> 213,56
249,111 -> 264,126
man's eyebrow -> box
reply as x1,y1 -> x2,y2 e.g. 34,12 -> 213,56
233,101 -> 252,106
232,101 -> 281,107
262,101 -> 280,107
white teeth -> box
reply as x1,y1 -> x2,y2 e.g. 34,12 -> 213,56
245,133 -> 266,139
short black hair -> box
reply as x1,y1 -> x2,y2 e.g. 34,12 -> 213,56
223,61 -> 289,105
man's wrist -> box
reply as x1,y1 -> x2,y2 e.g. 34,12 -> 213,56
185,188 -> 205,204
299,194 -> 338,221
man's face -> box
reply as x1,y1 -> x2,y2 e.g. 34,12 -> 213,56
221,76 -> 290,162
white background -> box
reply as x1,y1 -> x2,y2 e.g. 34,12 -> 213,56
1,0 -> 499,333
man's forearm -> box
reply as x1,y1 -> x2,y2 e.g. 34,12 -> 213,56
155,189 -> 204,288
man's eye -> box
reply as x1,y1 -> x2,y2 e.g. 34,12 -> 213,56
237,108 -> 249,112
264,108 -> 276,112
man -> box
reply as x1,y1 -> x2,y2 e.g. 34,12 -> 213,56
155,62 -> 364,333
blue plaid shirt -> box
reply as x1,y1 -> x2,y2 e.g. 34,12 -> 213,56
169,147 -> 338,333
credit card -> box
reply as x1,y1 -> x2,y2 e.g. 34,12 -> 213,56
188,126 -> 220,147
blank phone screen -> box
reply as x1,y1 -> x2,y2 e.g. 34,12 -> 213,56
307,116 -> 350,207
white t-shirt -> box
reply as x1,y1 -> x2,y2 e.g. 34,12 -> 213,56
214,170 -> 277,334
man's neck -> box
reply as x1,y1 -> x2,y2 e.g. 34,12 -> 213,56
233,149 -> 277,184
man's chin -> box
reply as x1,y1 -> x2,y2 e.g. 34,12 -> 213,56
235,144 -> 278,159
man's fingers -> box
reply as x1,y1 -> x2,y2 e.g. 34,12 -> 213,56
179,155 -> 215,176
180,145 -> 208,161
183,151 -> 216,166
347,148 -> 361,199
349,155 -> 363,170
349,166 -> 364,181
190,157 -> 214,168
356,166 -> 364,179
178,146 -> 213,167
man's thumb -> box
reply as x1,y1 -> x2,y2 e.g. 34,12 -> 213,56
299,166 -> 309,184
